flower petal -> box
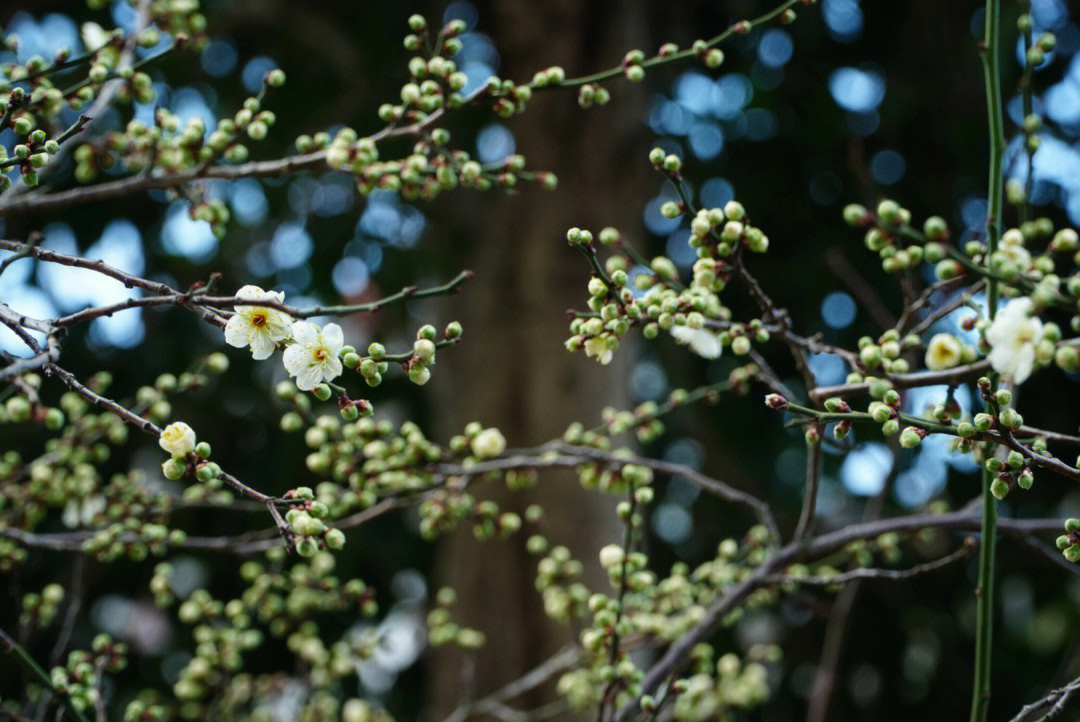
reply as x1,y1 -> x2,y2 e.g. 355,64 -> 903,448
322,323 -> 344,354
249,333 -> 277,360
295,365 -> 323,391
224,316 -> 251,348
291,321 -> 318,346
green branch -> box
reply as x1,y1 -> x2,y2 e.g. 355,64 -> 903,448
972,0 -> 1004,719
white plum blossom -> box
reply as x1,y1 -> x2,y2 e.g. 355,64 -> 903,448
471,428 -> 507,459
224,285 -> 294,360
282,321 -> 345,391
985,297 -> 1043,383
159,421 -> 197,457
584,336 -> 614,365
670,325 -> 722,359
924,333 -> 962,371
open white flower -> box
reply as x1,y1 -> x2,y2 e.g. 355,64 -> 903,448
224,285 -> 293,360
584,336 -> 614,365
985,297 -> 1043,383
159,421 -> 197,457
670,325 -> 722,359
471,428 -> 506,459
282,321 -> 345,391
925,333 -> 962,371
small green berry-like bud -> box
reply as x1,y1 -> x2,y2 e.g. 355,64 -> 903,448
162,458 -> 186,481
409,364 -> 431,385
998,407 -> 1023,429
325,528 -> 346,549
899,426 -> 924,448
195,441 -> 211,458
43,408 -> 65,430
1065,518 -> 1080,533
313,384 -> 332,401
206,352 -> 229,373
990,477 -> 1010,500
265,69 -> 286,87
764,394 -> 787,410
842,204 -> 869,227
1066,545 -> 1080,563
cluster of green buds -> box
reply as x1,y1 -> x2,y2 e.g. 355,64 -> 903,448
0,103 -> 78,188
534,544 -> 589,623
855,328 -> 923,375
19,583 -> 64,630
1057,518 -> 1080,563
575,460 -> 654,496
651,151 -> 768,258
48,636 -> 127,716
427,586 -> 486,649
564,153 -> 778,367
843,199 -> 951,274
0,371 -> 208,567
320,123 -> 553,200
311,14 -> 555,201
556,529 -> 779,719
79,516 -> 187,562
666,650 -> 773,721
164,550 -> 376,718
283,486 -> 346,556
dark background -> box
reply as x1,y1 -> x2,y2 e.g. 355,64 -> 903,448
4,2 -> 1080,721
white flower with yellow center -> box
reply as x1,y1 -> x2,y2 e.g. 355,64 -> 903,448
924,333 -> 962,371
584,336 -> 614,365
159,421 -> 197,457
282,321 -> 345,391
224,285 -> 293,360
985,297 -> 1043,383
670,325 -> 722,359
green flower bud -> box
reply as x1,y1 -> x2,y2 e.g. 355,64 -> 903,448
843,204 -> 869,227
899,426 -> 923,448
990,477 -> 1010,500
162,458 -> 186,480
325,528 -> 346,549
44,408 -> 64,430
998,407 -> 1023,429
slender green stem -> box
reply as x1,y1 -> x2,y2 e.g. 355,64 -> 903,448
0,627 -> 91,722
1020,24 -> 1035,225
532,0 -> 800,90
972,0 -> 1003,719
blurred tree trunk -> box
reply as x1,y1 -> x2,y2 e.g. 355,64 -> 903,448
427,2 -> 657,718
